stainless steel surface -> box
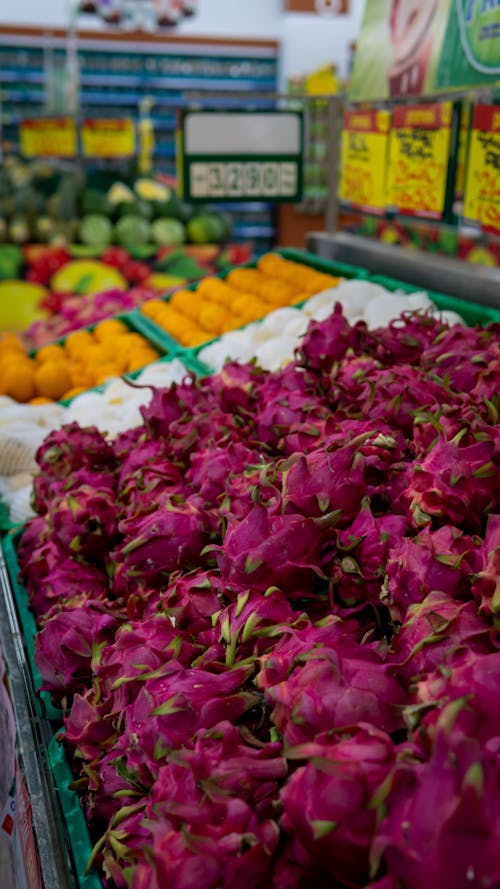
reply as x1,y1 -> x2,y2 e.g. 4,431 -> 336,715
307,232 -> 500,308
0,543 -> 76,889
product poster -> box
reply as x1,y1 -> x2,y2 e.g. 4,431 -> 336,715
349,0 -> 452,101
386,102 -> 454,219
338,109 -> 391,213
348,0 -> 500,102
463,104 -> 500,236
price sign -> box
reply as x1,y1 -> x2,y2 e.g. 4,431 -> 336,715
386,102 -> 454,219
463,104 -> 500,237
179,111 -> 303,202
339,109 -> 390,214
19,118 -> 77,158
81,118 -> 136,158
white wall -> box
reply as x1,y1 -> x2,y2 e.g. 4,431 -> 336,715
0,0 -> 367,82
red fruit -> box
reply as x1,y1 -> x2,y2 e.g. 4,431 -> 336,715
101,246 -> 130,269
123,260 -> 150,284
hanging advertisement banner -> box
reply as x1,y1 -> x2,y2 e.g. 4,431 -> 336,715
463,103 -> 500,236
19,118 -> 77,158
81,118 -> 136,158
349,0 -> 500,102
386,102 -> 455,219
338,109 -> 391,214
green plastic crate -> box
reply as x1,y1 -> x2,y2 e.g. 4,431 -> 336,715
48,734 -> 101,889
135,248 -> 369,353
1,529 -> 62,722
368,274 -> 500,328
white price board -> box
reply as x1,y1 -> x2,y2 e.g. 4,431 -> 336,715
178,110 -> 304,202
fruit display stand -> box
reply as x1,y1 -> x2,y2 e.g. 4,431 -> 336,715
0,248 -> 499,888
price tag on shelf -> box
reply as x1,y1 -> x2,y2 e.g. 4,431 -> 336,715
339,109 -> 390,214
178,110 -> 303,202
386,102 -> 454,220
81,118 -> 136,158
463,104 -> 500,237
19,118 -> 77,158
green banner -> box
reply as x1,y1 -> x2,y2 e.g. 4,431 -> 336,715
349,0 -> 500,102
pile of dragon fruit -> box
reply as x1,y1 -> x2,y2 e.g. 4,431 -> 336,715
18,304 -> 500,889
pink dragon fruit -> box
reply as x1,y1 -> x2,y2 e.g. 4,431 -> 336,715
280,439 -> 369,521
120,663 -> 258,777
255,614 -> 363,691
47,485 -> 120,558
265,644 -> 407,744
389,591 -> 497,690
404,434 -> 497,531
383,524 -> 483,621
35,422 -> 115,479
355,365 -> 453,435
140,381 -> 195,437
63,689 -> 116,760
161,569 -> 231,635
113,497 -> 210,580
18,533 -> 110,620
35,601 -> 118,704
371,726 -> 500,889
299,303 -> 366,374
471,513 -> 500,617
32,465 -> 116,516
368,312 -> 444,366
421,323 -> 498,393
185,442 -> 258,509
331,499 -> 409,605
413,651 -> 500,747
280,723 -> 396,887
217,503 -> 338,599
211,588 -> 295,666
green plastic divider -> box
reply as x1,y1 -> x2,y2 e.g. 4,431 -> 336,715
368,274 -> 500,328
0,501 -> 15,534
47,733 -> 101,889
126,307 -> 181,356
1,529 -> 62,722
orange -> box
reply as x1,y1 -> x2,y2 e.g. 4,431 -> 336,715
64,329 -> 96,358
1,364 -> 36,402
34,361 -> 73,401
93,319 -> 129,342
93,366 -> 122,386
35,343 -> 66,364
126,351 -> 158,372
0,332 -> 24,350
78,343 -> 113,366
199,304 -> 229,335
141,299 -> 166,320
59,387 -> 86,401
30,396 -> 53,404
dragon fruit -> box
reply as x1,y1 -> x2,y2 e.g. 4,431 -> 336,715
35,422 -> 115,479
404,434 -> 497,531
280,724 -> 396,887
256,614 -> 363,691
113,497 -> 210,580
18,532 -> 110,620
161,569 -> 231,635
331,499 -> 409,605
34,601 -> 118,704
413,651 -> 500,747
299,303 -> 366,374
92,614 -> 199,712
64,689 -> 116,760
368,311 -> 444,366
32,465 -> 116,516
421,323 -> 498,393
47,484 -> 120,558
383,524 -> 483,621
389,591 -> 497,690
211,588 -> 295,666
217,503 -> 338,599
471,514 -> 500,617
281,439 -> 369,521
265,644 -> 407,744
371,725 -> 500,889
185,443 -> 258,509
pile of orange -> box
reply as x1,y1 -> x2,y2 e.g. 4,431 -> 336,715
141,252 -> 339,348
0,320 -> 160,404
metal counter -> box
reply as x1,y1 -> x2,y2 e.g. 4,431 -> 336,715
306,232 -> 500,310
0,543 -> 77,889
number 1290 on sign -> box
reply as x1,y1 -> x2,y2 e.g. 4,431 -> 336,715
189,161 -> 298,199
